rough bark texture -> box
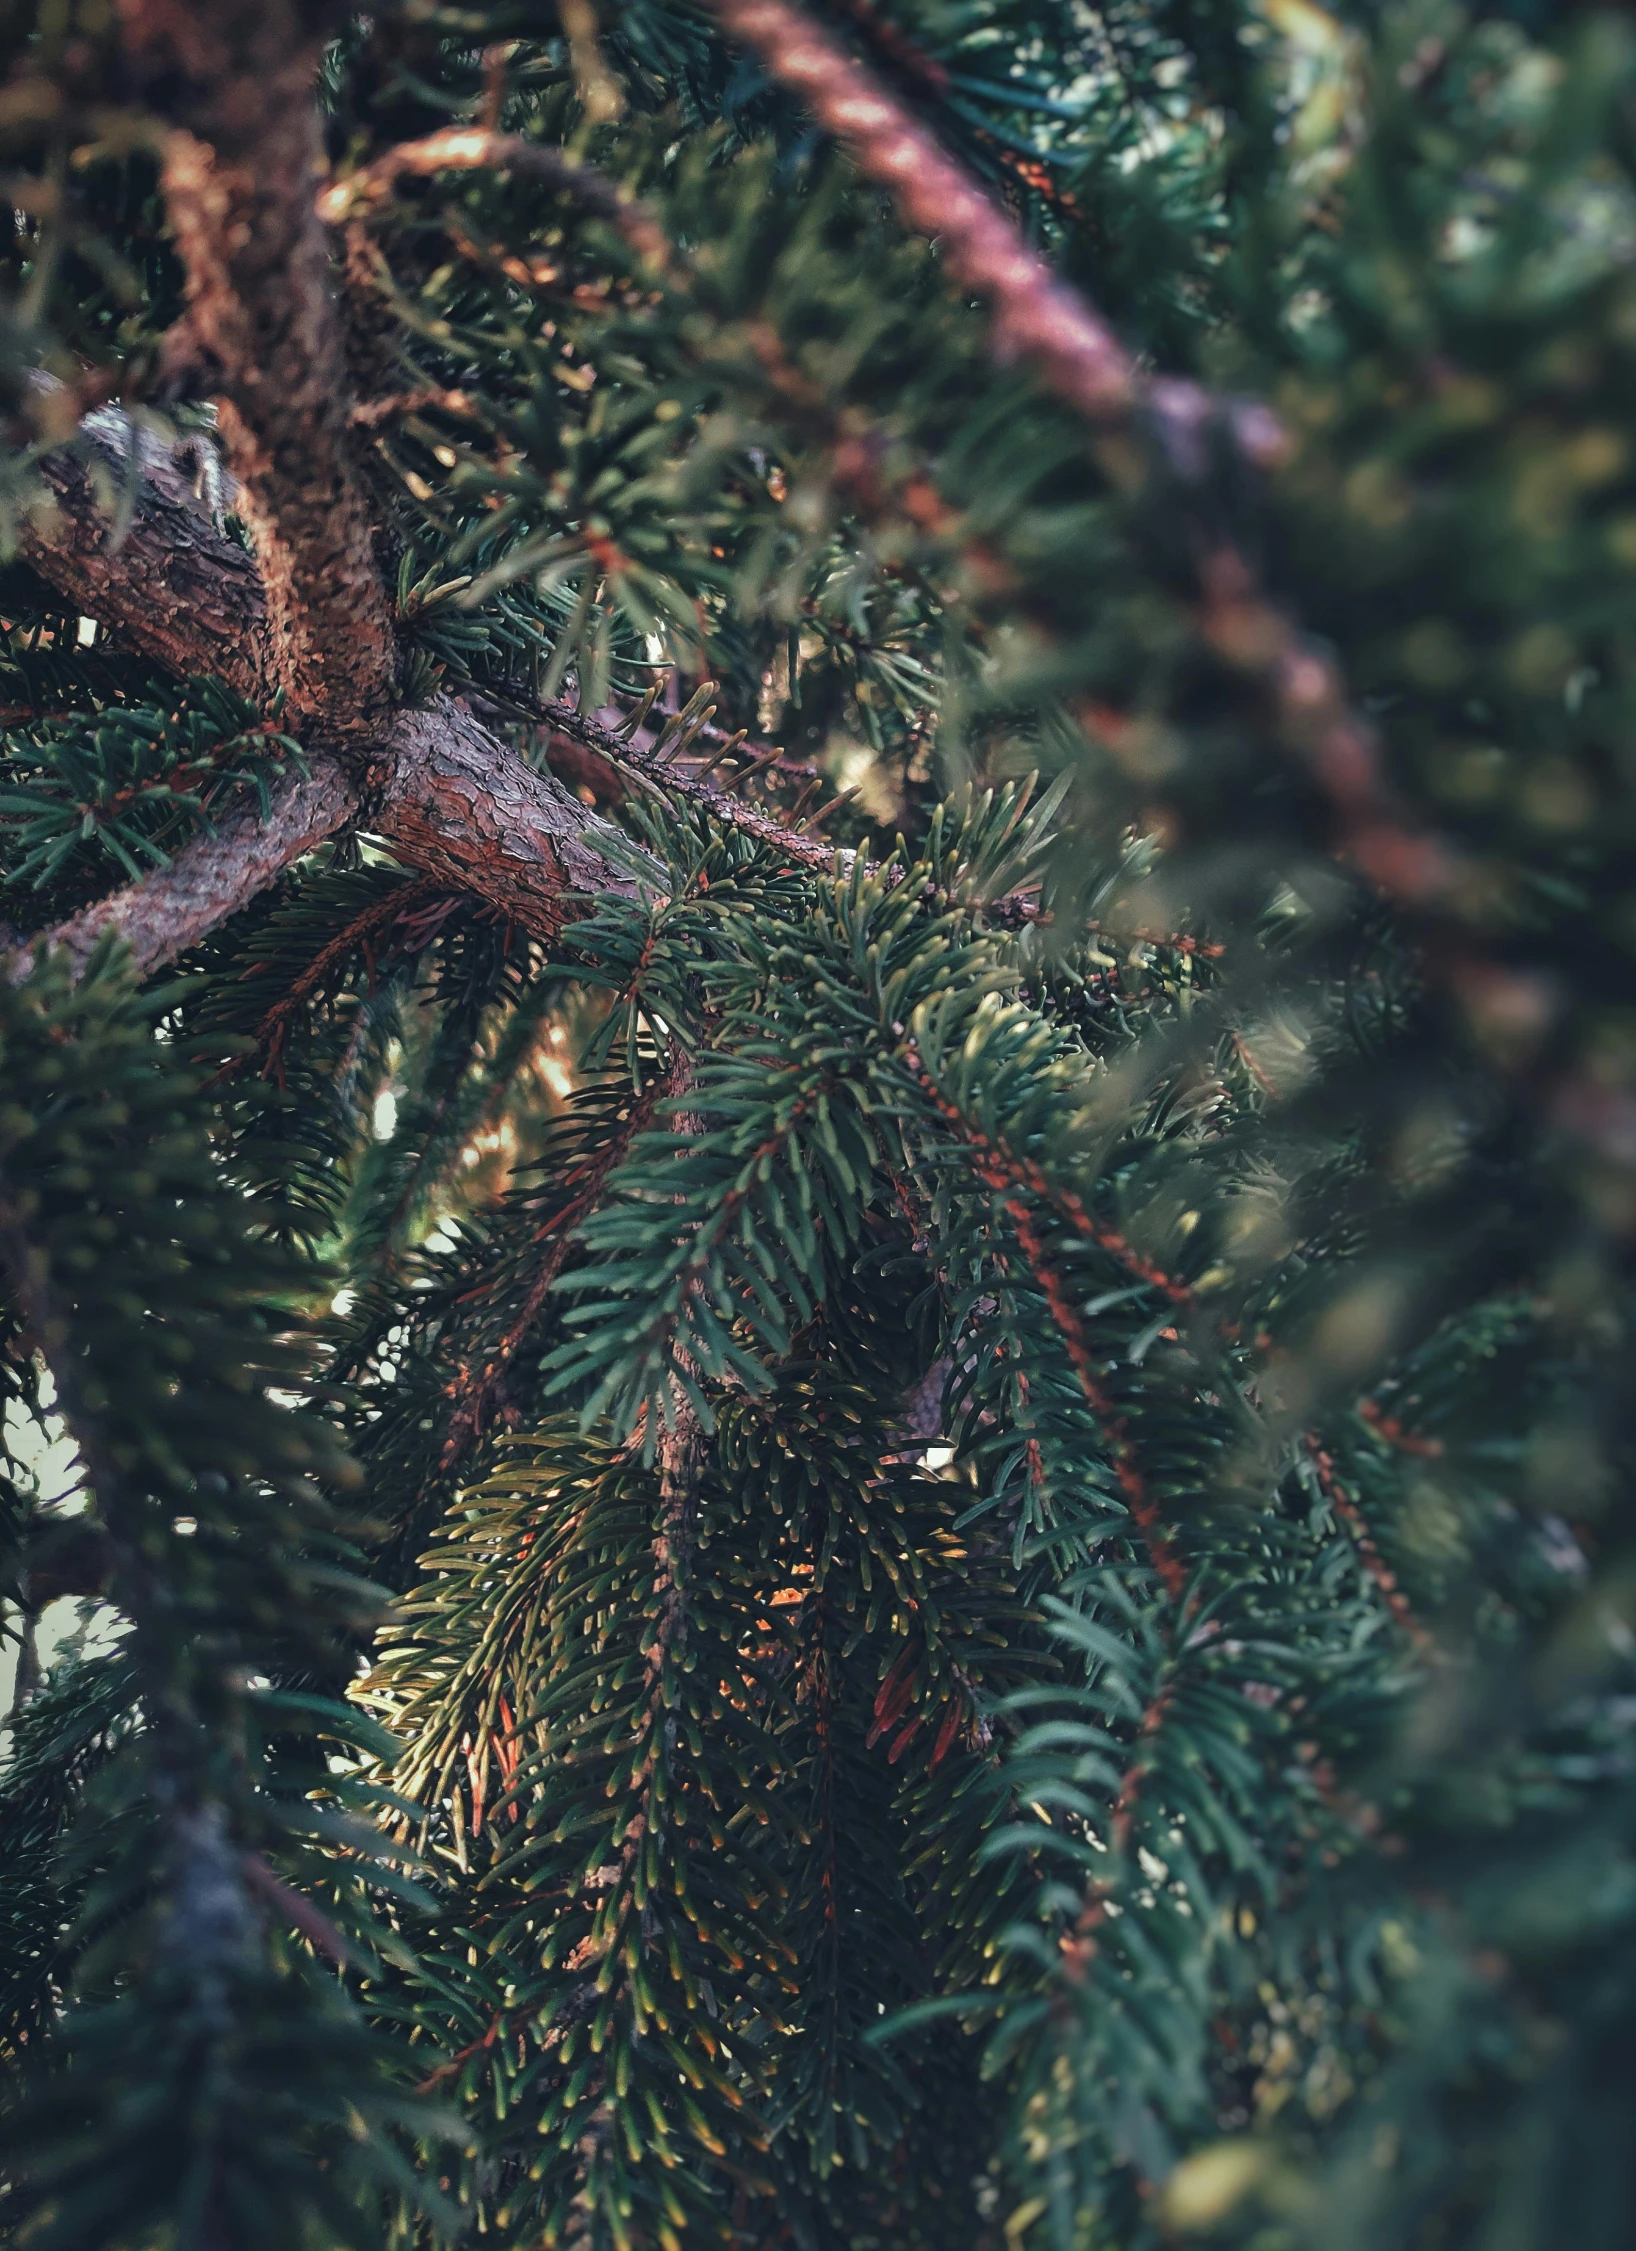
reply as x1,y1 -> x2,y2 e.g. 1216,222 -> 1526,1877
372,697 -> 655,937
7,411 -> 654,977
13,755 -> 358,984
6,8 -> 741,983
111,0 -> 399,729
17,409 -> 269,702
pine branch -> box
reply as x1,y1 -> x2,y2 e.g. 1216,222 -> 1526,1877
10,752 -> 358,984
530,694 -> 851,877
0,948 -> 423,2245
317,129 -> 668,271
698,0 -> 1480,934
11,426 -> 659,969
1304,1436 -> 1435,1657
338,100 -> 1452,977
825,0 -> 1099,233
440,1064 -> 679,1468
15,407 -> 269,704
4,688 -> 655,981
903,1046 -> 1200,1313
323,127 -> 1023,605
705,0 -> 1135,423
111,0 -> 398,728
1001,1193 -> 1188,1605
651,1068 -> 711,1655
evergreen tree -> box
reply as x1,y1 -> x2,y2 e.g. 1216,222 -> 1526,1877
0,2 -> 1633,2247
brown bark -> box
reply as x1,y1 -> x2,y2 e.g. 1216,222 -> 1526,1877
371,698 -> 656,939
11,754 -> 358,985
7,691 -> 658,984
111,0 -> 399,730
3,9 -> 655,975
9,419 -> 655,978
17,408 -> 269,702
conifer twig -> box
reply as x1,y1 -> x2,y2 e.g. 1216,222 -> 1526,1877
901,1041 -> 1188,1600
823,0 -> 1099,231
1305,1436 -> 1435,1655
1004,1194 -> 1188,1605
701,0 -> 1475,926
440,1067 -> 676,1466
527,693 -> 853,875
903,1046 -> 1198,1310
316,129 -> 671,272
647,1060 -> 710,1715
704,0 -> 1136,423
245,880 -> 445,1084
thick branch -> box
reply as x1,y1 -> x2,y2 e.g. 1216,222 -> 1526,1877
16,408 -> 268,702
112,0 -> 398,728
11,429 -> 655,974
12,754 -> 358,985
372,697 -> 654,939
7,693 -> 654,985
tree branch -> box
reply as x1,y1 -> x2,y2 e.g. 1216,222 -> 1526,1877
316,128 -> 663,259
702,0 -> 1138,425
16,407 -> 268,703
11,754 -> 358,986
111,0 -> 398,729
700,0 -> 1470,924
371,697 -> 654,938
9,429 -> 656,977
5,690 -> 656,985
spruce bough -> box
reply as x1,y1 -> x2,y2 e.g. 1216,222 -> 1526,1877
1,3 -> 1633,2247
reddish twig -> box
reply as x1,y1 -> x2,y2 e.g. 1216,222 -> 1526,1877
1357,1395 -> 1445,1459
1306,1436 -> 1435,1655
246,879 -> 443,1083
439,1067 -> 674,1465
701,0 -> 1488,943
902,1045 -> 1196,1308
347,386 -> 479,431
703,0 -> 1134,423
318,128 -> 671,271
1005,1194 -> 1188,1603
239,1851 -> 352,1969
416,2009 -> 504,2093
1057,1678 -> 1177,1985
902,1041 -> 1188,1596
824,0 -> 1100,234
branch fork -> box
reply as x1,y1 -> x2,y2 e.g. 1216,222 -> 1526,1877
7,2 -> 659,982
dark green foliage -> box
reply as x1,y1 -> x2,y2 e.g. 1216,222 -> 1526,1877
0,947 -> 437,2247
3,4 -> 1636,2250
0,667 -> 303,891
